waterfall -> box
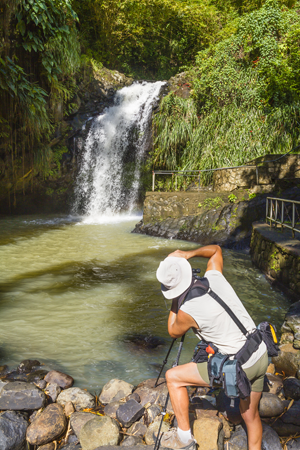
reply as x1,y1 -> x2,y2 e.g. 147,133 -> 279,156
73,81 -> 165,223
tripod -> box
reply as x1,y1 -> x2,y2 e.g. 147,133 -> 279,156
154,334 -> 185,450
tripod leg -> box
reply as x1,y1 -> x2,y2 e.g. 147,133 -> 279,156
155,338 -> 176,387
154,335 -> 185,450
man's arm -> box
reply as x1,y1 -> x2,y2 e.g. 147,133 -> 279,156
168,298 -> 199,338
168,245 -> 223,274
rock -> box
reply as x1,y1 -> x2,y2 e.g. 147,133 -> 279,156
37,444 -> 55,450
190,397 -> 218,419
104,401 -> 121,419
0,381 -> 8,395
45,383 -> 61,403
3,371 -> 28,382
126,392 -> 141,403
144,418 -> 170,445
116,399 -> 145,427
35,380 -> 47,390
64,401 -> 75,417
44,370 -> 74,389
134,378 -> 173,412
193,417 -> 224,450
26,403 -> 66,446
266,363 -> 275,374
144,404 -> 161,425
0,381 -> 47,410
216,391 -> 242,425
271,399 -> 300,436
57,387 -> 95,411
127,421 -> 147,438
227,423 -> 281,450
273,343 -> 300,378
0,365 -> 9,377
120,435 -> 144,446
263,374 -> 283,395
27,369 -> 49,383
259,392 -> 284,418
70,412 -> 96,438
286,437 -> 300,449
219,415 -> 231,439
59,444 -> 82,450
79,416 -> 120,450
18,359 -> 40,373
99,379 -> 134,405
0,411 -> 28,450
283,377 -> 300,400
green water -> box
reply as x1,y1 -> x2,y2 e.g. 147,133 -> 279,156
0,215 -> 290,393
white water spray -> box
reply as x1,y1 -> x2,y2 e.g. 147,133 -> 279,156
73,81 -> 165,223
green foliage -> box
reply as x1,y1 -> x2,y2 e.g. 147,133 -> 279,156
151,1 -> 300,175
228,193 -> 238,202
198,196 -> 223,208
249,192 -> 257,199
73,0 -> 220,78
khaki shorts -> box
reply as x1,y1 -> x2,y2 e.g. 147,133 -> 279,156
197,350 -> 268,392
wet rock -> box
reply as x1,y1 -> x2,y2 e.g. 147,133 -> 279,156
57,387 -> 95,411
27,369 -> 49,383
44,370 -> 74,389
144,404 -> 161,425
0,365 -> 9,377
79,416 -> 120,450
3,371 -> 28,382
18,359 -> 40,373
0,381 -> 47,410
259,392 -> 284,417
216,391 -> 242,425
144,417 -> 170,445
127,421 -> 147,438
283,377 -> 300,400
99,379 -> 134,405
116,399 -> 145,427
26,403 -> 66,446
45,382 -> 61,403
104,401 -> 121,419
227,423 -> 281,450
35,380 -> 47,390
37,444 -> 55,450
271,399 -> 300,436
193,417 -> 224,450
0,410 -> 28,450
64,401 -> 75,417
70,412 -> 96,438
120,435 -> 144,446
123,334 -> 165,351
263,374 -> 283,395
286,437 -> 300,449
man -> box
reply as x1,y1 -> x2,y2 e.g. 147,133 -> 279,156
156,245 -> 268,450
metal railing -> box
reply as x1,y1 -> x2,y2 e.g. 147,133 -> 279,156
266,197 -> 300,238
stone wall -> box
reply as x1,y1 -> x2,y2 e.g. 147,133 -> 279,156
213,154 -> 300,192
250,222 -> 300,298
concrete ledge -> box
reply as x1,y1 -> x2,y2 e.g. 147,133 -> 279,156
250,222 -> 300,299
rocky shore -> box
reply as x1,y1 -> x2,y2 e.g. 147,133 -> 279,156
0,301 -> 300,450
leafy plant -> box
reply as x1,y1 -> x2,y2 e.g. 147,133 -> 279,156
198,196 -> 224,208
228,193 -> 238,202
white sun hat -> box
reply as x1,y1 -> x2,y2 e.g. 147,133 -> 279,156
156,256 -> 192,299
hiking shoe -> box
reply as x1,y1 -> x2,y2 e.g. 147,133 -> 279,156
154,428 -> 197,450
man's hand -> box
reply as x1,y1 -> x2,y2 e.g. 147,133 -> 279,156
168,245 -> 223,273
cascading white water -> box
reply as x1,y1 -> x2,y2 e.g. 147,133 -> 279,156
73,81 -> 165,223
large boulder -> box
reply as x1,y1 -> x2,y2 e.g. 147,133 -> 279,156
227,423 -> 281,450
99,379 -> 134,405
271,399 -> 300,436
70,412 -> 96,438
193,417 -> 224,450
57,387 -> 95,411
273,344 -> 300,378
26,403 -> 66,446
0,411 -> 28,450
0,381 -> 47,410
79,416 -> 120,450
116,399 -> 145,427
44,370 -> 74,389
258,393 -> 284,418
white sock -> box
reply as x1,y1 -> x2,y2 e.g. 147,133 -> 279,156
177,427 -> 192,444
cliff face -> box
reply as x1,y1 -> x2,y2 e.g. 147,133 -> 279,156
0,66 -> 133,216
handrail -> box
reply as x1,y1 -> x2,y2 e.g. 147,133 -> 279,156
266,197 -> 300,238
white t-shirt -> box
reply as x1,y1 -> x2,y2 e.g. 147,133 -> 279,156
180,270 -> 266,369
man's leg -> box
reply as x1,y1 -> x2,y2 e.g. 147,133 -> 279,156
239,391 -> 262,450
165,362 -> 209,431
